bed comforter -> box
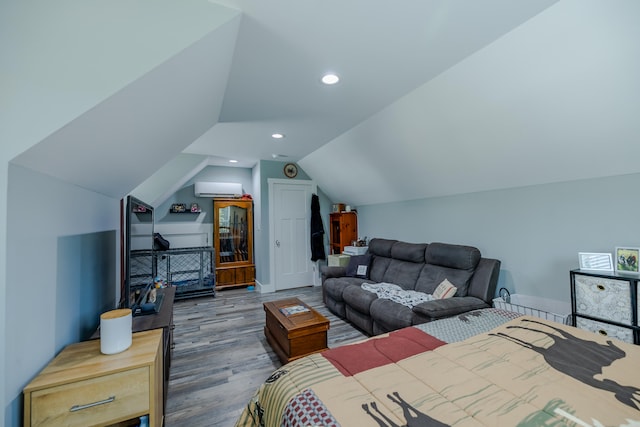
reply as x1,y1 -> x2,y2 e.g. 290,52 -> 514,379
235,309 -> 640,427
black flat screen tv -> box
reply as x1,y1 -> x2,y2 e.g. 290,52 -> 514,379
123,196 -> 155,309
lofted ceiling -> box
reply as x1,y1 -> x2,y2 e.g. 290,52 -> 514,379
7,0 -> 640,207
184,0 -> 560,167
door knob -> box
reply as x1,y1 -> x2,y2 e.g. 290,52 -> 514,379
276,240 -> 280,247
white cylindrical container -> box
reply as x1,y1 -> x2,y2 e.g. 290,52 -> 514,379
100,308 -> 132,355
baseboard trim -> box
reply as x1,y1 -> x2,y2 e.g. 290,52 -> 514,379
256,280 -> 275,294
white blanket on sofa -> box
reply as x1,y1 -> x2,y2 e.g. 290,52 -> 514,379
361,282 -> 434,308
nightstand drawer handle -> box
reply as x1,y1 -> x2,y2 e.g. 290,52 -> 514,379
70,396 -> 115,412
597,284 -> 606,291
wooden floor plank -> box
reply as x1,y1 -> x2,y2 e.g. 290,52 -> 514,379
164,285 -> 366,427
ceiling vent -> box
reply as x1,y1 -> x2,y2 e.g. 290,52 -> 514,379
194,182 -> 242,198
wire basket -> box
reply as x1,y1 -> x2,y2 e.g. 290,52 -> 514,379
493,292 -> 572,325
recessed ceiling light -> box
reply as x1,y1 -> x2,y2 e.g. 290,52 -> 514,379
321,73 -> 340,85
229,159 -> 238,163
271,133 -> 285,139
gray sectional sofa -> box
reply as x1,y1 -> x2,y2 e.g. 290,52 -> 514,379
321,238 -> 501,336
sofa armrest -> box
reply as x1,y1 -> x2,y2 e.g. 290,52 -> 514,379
321,265 -> 347,284
412,296 -> 489,321
467,258 -> 501,303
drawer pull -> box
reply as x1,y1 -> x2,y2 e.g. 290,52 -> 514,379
597,284 -> 606,291
70,395 -> 115,412
598,329 -> 608,336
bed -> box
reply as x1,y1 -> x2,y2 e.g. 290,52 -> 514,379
235,308 -> 640,426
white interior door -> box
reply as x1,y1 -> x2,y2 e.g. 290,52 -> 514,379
269,179 -> 316,290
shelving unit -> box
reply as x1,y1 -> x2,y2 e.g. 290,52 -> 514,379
168,210 -> 201,214
570,269 -> 640,344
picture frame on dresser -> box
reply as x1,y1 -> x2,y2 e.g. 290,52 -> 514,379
578,252 -> 613,271
615,247 -> 640,273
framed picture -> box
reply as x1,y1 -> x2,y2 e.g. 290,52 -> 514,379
578,252 -> 613,271
615,247 -> 640,273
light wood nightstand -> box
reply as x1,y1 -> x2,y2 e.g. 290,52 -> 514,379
23,329 -> 163,427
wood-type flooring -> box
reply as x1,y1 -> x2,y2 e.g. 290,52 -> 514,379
164,285 -> 367,427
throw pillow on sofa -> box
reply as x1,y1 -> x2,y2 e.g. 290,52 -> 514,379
346,254 -> 371,279
433,278 -> 457,299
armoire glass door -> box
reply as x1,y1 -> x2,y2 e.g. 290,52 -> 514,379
215,201 -> 252,266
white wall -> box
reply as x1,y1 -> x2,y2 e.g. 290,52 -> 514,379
1,168 -> 7,427
358,173 -> 640,303
4,165 -> 119,426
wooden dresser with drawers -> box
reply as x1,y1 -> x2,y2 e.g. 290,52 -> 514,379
23,329 -> 163,427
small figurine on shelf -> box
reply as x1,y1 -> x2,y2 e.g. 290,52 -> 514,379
356,236 -> 368,247
154,276 -> 165,289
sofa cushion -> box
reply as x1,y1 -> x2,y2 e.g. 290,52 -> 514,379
425,242 -> 481,270
323,278 -> 346,302
321,265 -> 348,281
382,259 -> 424,290
370,298 -> 415,333
345,305 -> 374,335
343,284 -> 379,314
390,241 -> 427,263
414,266 -> 474,297
412,296 -> 489,320
414,243 -> 482,297
368,256 -> 391,283
368,238 -> 397,258
345,254 -> 372,278
324,277 -> 369,302
362,283 -> 434,308
325,295 -> 346,318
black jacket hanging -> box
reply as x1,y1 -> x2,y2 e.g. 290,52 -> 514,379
310,194 -> 326,261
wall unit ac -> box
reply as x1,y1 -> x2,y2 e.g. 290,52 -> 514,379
194,182 -> 242,198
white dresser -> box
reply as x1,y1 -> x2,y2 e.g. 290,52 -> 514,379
570,269 -> 639,344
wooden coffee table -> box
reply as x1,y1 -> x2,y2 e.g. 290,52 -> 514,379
263,297 -> 330,364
